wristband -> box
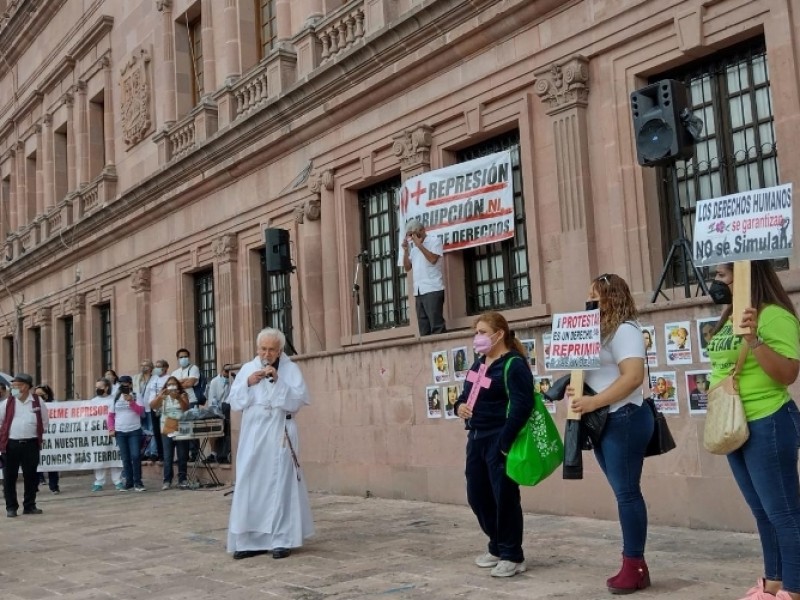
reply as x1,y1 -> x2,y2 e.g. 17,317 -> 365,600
748,336 -> 765,350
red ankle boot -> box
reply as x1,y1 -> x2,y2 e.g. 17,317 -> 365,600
607,556 -> 651,594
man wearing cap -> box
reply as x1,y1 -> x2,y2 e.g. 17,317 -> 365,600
0,373 -> 49,517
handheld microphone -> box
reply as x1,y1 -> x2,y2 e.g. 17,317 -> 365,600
261,359 -> 274,383
357,250 -> 369,262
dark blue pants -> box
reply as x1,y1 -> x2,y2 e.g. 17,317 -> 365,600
162,434 -> 188,485
727,400 -> 800,592
465,429 -> 524,563
116,429 -> 143,488
594,402 -> 654,559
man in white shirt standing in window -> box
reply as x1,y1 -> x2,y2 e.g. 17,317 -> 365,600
0,373 -> 49,517
402,219 -> 446,335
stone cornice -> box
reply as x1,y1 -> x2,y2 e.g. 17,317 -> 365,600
67,15 -> 114,62
0,0 -> 68,76
0,0 -> 566,282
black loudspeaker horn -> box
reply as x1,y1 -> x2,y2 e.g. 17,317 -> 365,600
264,228 -> 292,273
630,79 -> 695,167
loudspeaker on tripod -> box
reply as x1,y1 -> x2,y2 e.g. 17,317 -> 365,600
264,228 -> 292,273
630,79 -> 695,167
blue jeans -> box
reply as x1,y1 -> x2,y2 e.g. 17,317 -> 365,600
727,400 -> 800,592
594,402 -> 654,559
162,434 -> 189,484
116,429 -> 143,488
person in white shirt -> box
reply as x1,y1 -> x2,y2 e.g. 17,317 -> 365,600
0,373 -> 49,517
402,219 -> 446,335
133,359 -> 155,460
109,375 -> 146,491
173,348 -> 201,407
143,359 -> 170,463
91,378 -> 124,492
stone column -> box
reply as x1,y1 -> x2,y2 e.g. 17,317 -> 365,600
157,0 -> 177,126
200,0 -> 217,93
314,170 -> 341,349
222,0 -> 240,82
131,267 -> 152,362
65,92 -> 76,192
212,234 -> 239,367
102,56 -> 116,170
76,81 -> 89,187
8,147 -> 17,231
34,124 -> 43,218
35,307 -> 52,385
14,141 -> 25,227
534,55 -> 596,307
276,0 -> 292,40
42,114 -> 54,211
392,125 -> 434,328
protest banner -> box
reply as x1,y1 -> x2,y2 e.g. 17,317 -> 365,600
38,400 -> 122,472
547,310 -> 601,370
693,183 -> 792,267
396,150 -> 514,261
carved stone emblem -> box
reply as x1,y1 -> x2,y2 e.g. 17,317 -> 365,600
120,47 -> 153,149
131,267 -> 151,293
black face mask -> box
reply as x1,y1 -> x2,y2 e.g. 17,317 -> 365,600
709,280 -> 732,305
96,388 -> 105,396
585,300 -> 599,311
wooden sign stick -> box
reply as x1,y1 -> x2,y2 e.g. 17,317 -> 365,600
732,261 -> 752,335
567,369 -> 584,421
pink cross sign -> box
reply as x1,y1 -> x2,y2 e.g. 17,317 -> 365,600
465,364 -> 491,409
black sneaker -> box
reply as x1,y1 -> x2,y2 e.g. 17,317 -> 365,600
23,507 -> 43,515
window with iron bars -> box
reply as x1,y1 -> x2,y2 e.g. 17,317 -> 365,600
257,0 -> 277,58
193,270 -> 216,384
259,249 -> 295,354
456,130 -> 531,314
63,317 -> 74,400
99,303 -> 112,374
359,177 -> 409,331
656,37 -> 783,286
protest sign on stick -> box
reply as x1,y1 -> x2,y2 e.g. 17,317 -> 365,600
732,261 -> 752,335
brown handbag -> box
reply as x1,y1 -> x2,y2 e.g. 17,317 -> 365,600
703,344 -> 749,455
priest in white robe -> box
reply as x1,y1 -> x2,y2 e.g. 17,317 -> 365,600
227,327 -> 315,560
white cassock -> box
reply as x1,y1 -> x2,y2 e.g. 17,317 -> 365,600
226,353 -> 315,553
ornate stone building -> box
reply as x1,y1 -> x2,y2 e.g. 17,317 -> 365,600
0,0 -> 797,530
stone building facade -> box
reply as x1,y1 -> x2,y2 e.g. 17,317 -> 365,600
0,0 -> 797,530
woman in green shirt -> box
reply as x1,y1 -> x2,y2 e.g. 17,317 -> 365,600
707,261 -> 800,600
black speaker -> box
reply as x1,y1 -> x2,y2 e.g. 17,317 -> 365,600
630,79 -> 695,167
264,228 -> 292,273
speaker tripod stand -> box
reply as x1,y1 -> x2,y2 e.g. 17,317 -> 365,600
651,164 -> 709,302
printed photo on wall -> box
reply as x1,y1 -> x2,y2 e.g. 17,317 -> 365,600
451,347 -> 469,381
648,371 -> 679,414
696,318 -> 717,363
432,350 -> 450,383
521,338 -> 537,373
641,325 -> 658,367
444,384 -> 460,419
664,321 -> 693,365
686,369 -> 711,414
535,376 -> 556,414
426,386 -> 442,418
543,332 -> 553,370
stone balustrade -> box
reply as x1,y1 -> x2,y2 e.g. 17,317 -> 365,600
315,1 -> 366,63
232,67 -> 269,118
168,115 -> 196,159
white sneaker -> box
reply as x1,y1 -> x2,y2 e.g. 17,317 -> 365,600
475,552 -> 500,568
490,560 -> 526,577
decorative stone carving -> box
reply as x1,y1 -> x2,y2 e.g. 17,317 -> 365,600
64,293 -> 85,315
302,169 -> 332,223
33,307 -> 51,327
120,47 -> 153,149
534,55 -> 590,115
392,125 -> 433,170
213,233 -> 237,262
131,267 -> 151,293
155,0 -> 172,10
294,204 -> 306,224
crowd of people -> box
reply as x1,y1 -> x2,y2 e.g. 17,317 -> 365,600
1,256 -> 798,600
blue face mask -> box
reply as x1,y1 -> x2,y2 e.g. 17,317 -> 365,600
153,367 -> 163,377
10,388 -> 21,399
178,357 -> 190,368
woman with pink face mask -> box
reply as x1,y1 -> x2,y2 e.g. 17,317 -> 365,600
453,311 -> 533,578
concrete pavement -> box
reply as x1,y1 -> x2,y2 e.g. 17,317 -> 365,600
0,471 -> 763,599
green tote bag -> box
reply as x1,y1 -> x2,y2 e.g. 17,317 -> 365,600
503,357 -> 564,486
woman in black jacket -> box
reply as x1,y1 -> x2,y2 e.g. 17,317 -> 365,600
454,311 -> 533,578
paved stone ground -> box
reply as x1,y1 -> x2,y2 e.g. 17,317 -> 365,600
0,471 -> 762,599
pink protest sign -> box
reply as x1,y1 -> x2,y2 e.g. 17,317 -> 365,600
465,364 -> 491,409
